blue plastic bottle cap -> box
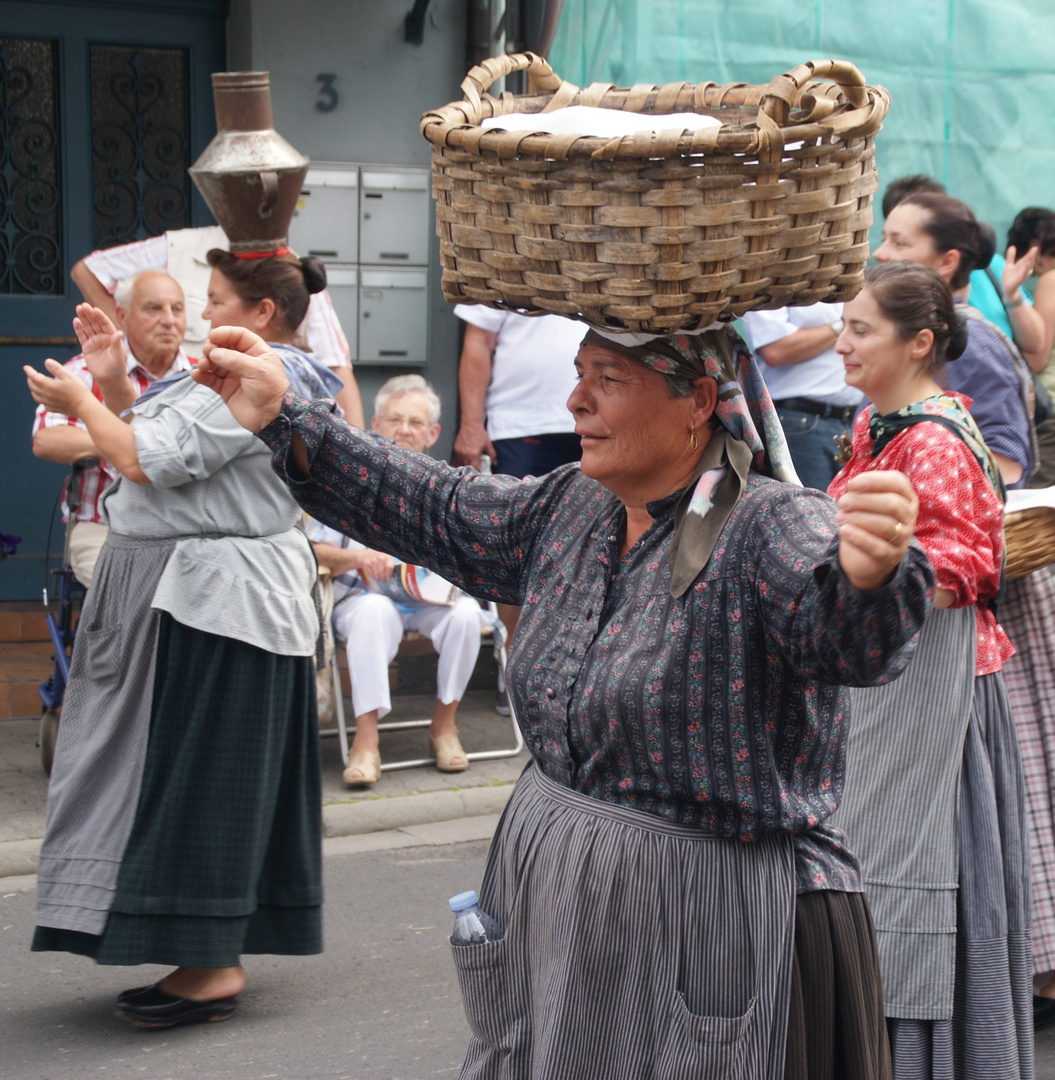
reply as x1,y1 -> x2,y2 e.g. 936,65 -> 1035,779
449,890 -> 479,912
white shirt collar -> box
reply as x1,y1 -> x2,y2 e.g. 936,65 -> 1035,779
124,338 -> 193,380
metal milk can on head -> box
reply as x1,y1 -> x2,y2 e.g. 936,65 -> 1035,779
188,71 -> 309,254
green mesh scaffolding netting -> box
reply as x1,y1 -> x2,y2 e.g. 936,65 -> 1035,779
549,0 -> 1055,249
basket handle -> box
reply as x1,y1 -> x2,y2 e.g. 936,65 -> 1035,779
458,52 -> 570,122
758,59 -> 868,128
457,53 -> 870,134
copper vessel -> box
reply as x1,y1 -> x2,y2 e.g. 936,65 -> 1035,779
189,71 -> 309,254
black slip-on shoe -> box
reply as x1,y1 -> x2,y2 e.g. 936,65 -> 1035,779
1035,995 -> 1055,1030
114,985 -> 237,1029
116,984 -> 158,1004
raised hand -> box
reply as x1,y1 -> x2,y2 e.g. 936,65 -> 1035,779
74,303 -> 127,387
1002,244 -> 1038,301
24,359 -> 93,418
834,470 -> 918,593
194,326 -> 291,432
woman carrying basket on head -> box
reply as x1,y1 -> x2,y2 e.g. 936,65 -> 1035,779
23,252 -> 337,1030
827,262 -> 1032,1079
192,313 -> 934,1079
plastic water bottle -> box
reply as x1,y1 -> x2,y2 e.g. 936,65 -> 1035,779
479,453 -> 493,476
449,890 -> 503,945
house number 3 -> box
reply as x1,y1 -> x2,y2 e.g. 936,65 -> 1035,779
316,73 -> 338,112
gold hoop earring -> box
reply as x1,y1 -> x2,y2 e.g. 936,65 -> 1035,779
690,429 -> 699,453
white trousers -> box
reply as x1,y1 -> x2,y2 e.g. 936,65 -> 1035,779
333,592 -> 485,719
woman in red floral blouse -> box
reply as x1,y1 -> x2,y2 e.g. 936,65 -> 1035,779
828,261 -> 1031,1080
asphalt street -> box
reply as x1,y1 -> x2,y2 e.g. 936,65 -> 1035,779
4,827 -> 1055,1079
0,832 -> 492,1080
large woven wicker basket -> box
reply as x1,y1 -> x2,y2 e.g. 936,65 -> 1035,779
421,53 -> 890,332
1004,506 -> 1055,581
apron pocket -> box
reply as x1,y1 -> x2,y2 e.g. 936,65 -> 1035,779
76,623 -> 123,683
450,938 -> 514,1051
71,624 -> 123,740
656,991 -> 756,1080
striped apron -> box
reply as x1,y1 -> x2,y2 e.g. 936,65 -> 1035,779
454,761 -> 797,1080
830,605 -> 976,1020
36,534 -> 175,934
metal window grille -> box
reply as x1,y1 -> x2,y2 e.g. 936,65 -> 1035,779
89,44 -> 190,249
0,37 -> 61,295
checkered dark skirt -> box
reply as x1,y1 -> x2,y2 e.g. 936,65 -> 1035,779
33,613 -> 322,966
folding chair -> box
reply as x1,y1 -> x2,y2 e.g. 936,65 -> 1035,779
320,600 -> 524,771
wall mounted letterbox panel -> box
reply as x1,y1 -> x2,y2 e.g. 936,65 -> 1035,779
358,267 -> 427,365
320,263 -> 358,361
359,169 -> 430,266
290,167 -> 359,262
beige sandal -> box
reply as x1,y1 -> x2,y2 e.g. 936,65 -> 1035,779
343,748 -> 381,786
429,731 -> 468,772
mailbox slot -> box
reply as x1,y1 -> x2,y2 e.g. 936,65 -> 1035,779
359,169 -> 431,266
290,167 -> 359,262
358,267 -> 428,365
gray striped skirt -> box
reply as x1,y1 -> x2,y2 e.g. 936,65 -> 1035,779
886,672 -> 1033,1080
454,761 -> 797,1080
831,606 -> 1033,1079
1000,567 -> 1055,977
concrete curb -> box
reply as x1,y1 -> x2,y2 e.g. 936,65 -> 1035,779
322,782 -> 514,837
0,783 -> 516,880
0,839 -> 41,880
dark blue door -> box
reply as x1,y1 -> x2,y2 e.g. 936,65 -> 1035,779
0,0 -> 226,599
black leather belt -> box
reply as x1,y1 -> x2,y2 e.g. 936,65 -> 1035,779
772,397 -> 856,426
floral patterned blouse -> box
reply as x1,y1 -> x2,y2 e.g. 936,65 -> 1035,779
260,396 -> 934,893
829,393 -> 1010,676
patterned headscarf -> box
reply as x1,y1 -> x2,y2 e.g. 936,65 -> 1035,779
581,324 -> 798,597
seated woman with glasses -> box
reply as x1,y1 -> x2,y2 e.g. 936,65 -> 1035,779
309,375 -> 489,785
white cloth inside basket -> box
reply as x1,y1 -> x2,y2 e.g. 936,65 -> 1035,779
480,106 -> 721,138
1006,486 -> 1055,511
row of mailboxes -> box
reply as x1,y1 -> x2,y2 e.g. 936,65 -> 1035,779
289,164 -> 431,364
290,166 -> 432,266
324,267 -> 428,365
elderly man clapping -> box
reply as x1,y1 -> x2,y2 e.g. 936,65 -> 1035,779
31,271 -> 191,585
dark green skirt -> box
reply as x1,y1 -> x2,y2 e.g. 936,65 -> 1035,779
33,613 -> 322,967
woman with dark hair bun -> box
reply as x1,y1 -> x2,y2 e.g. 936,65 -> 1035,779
828,262 -> 1031,1079
875,191 -> 1037,489
204,250 -> 345,410
21,251 -> 344,1029
881,179 -> 1048,362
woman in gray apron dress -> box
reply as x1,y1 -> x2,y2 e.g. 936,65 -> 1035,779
828,261 -> 1032,1079
23,254 -> 338,1030
193,320 -> 935,1079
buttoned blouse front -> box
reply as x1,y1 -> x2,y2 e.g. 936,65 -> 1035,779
261,395 -> 934,887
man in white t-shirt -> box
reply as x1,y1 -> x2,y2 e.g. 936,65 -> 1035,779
71,226 -> 364,425
452,306 -> 587,478
452,305 -> 586,713
741,302 -> 862,491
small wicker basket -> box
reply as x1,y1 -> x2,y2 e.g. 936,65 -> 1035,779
1004,506 -> 1055,581
421,53 -> 890,332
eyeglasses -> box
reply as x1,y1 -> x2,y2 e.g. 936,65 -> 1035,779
377,413 -> 430,431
